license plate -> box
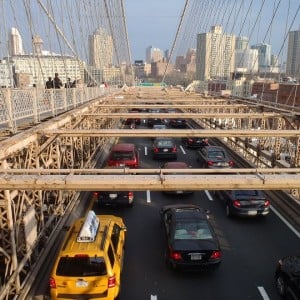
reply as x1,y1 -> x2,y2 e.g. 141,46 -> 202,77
176,191 -> 184,194
76,280 -> 88,288
109,193 -> 117,199
190,253 -> 202,260
247,211 -> 257,215
163,148 -> 169,152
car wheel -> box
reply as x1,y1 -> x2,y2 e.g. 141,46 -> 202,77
275,275 -> 286,296
226,204 -> 232,217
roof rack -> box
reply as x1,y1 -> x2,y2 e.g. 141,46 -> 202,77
77,210 -> 99,242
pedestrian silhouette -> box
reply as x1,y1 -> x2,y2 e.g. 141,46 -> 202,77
53,73 -> 63,89
45,77 -> 53,89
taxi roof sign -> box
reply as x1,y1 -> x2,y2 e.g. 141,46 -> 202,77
77,210 -> 100,242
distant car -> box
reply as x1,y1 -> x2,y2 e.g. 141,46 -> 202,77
161,162 -> 193,194
160,204 -> 222,270
275,255 -> 300,299
107,143 -> 139,168
125,108 -> 141,125
147,118 -> 165,128
196,145 -> 234,169
215,190 -> 270,217
169,118 -> 187,128
182,137 -> 209,149
93,191 -> 134,207
152,137 -> 177,160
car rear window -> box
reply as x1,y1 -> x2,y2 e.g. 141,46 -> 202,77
234,190 -> 259,196
156,140 -> 173,147
111,151 -> 134,160
208,151 -> 225,158
56,256 -> 107,276
175,221 -> 212,240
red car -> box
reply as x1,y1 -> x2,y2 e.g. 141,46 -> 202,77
107,143 -> 139,168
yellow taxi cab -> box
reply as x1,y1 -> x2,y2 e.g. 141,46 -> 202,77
49,210 -> 126,300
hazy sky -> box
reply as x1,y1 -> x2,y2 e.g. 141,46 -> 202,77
125,0 -> 184,61
125,0 -> 300,62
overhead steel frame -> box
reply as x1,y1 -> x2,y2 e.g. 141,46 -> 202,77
0,86 -> 299,298
0,94 -> 120,299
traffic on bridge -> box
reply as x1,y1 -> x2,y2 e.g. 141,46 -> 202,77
0,1 -> 300,300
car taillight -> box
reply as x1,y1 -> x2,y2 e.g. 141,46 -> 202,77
154,147 -> 159,153
49,277 -> 56,288
93,192 -> 99,198
210,250 -> 221,259
170,249 -> 182,260
233,200 -> 241,207
172,146 -> 177,152
128,192 -> 134,200
188,138 -> 193,142
264,200 -> 270,207
207,161 -> 214,166
108,275 -> 116,288
229,161 -> 234,167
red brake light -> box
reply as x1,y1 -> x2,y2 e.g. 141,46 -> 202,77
210,250 -> 222,259
188,138 -> 193,142
172,146 -> 177,153
128,192 -> 134,200
170,249 -> 182,260
233,200 -> 241,207
229,161 -> 234,167
108,275 -> 116,288
264,200 -> 270,206
207,161 -> 214,166
49,277 -> 56,289
154,147 -> 159,153
93,192 -> 99,197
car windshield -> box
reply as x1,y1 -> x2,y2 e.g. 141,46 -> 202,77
56,256 -> 107,276
174,221 -> 212,240
208,151 -> 225,158
111,151 -> 134,160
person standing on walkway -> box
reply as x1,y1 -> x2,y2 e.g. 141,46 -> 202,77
53,73 -> 63,89
45,77 -> 53,89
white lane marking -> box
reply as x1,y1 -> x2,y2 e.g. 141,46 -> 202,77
145,146 -> 148,156
257,286 -> 270,300
146,190 -> 151,203
179,145 -> 186,154
150,295 -> 157,300
271,206 -> 300,238
205,190 -> 214,201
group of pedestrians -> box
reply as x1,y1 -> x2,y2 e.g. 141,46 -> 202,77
45,73 -> 77,89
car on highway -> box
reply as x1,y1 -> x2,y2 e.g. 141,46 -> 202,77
152,137 -> 177,160
160,204 -> 222,270
161,161 -> 193,194
275,255 -> 300,300
107,143 -> 139,168
215,190 -> 270,217
169,118 -> 187,128
147,118 -> 166,128
49,210 -> 127,300
124,108 -> 141,125
93,191 -> 134,207
196,145 -> 234,169
182,137 -> 209,149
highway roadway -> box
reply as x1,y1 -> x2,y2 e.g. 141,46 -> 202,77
32,120 -> 300,300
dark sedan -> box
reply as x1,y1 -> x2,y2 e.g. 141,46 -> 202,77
152,137 -> 177,160
196,145 -> 234,169
169,118 -> 187,128
93,191 -> 134,207
215,190 -> 270,217
275,255 -> 300,300
160,204 -> 222,270
182,137 -> 209,149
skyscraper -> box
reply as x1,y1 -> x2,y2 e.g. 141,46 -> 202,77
196,25 -> 235,81
145,46 -> 163,64
8,27 -> 24,56
286,29 -> 300,79
251,43 -> 271,69
89,28 -> 113,69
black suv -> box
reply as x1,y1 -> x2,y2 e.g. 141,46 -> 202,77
93,191 -> 134,207
275,255 -> 300,299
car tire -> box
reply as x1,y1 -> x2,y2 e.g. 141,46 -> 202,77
275,274 -> 287,296
226,204 -> 232,217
